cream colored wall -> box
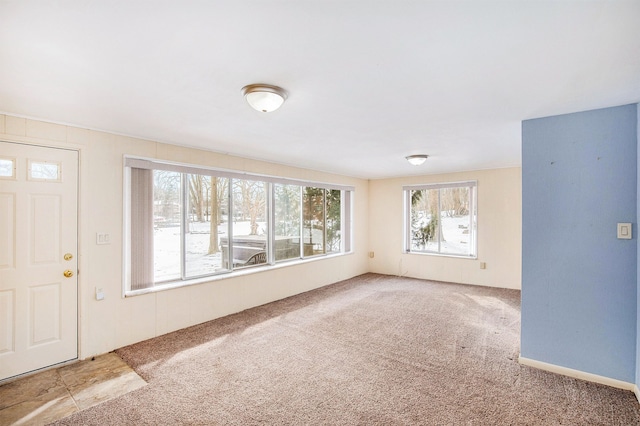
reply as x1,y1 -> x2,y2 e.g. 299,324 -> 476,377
0,113 -> 522,361
0,114 -> 370,359
368,168 -> 522,289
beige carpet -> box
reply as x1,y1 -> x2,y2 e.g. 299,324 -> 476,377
52,273 -> 640,425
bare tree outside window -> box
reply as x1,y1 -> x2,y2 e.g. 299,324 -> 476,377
126,157 -> 353,292
234,179 -> 266,236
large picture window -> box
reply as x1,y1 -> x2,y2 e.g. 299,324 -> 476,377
125,157 -> 353,294
404,181 -> 477,257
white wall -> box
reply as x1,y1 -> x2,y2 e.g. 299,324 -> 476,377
0,114 -> 370,359
368,168 -> 522,289
0,113 -> 522,362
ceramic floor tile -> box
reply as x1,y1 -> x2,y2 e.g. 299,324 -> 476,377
0,369 -> 65,410
59,353 -> 147,411
0,352 -> 146,424
0,385 -> 77,426
58,353 -> 129,386
68,369 -> 147,410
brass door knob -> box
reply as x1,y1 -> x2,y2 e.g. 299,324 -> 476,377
64,253 -> 73,261
63,270 -> 74,278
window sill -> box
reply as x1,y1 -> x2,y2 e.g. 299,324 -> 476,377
124,251 -> 352,297
403,250 -> 478,260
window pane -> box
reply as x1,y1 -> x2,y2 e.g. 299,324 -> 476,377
410,189 -> 439,252
303,187 -> 325,256
185,175 -> 230,277
439,187 -> 471,255
0,158 -> 14,178
29,161 -> 60,181
153,170 -> 181,282
406,183 -> 476,257
326,189 -> 341,253
274,184 -> 301,261
230,179 -> 267,268
126,157 -> 352,293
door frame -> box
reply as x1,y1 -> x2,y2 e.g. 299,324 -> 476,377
0,140 -> 81,383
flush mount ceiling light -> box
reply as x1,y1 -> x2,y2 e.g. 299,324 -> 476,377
242,84 -> 287,113
406,154 -> 429,166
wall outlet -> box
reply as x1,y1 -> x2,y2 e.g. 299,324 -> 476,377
95,287 -> 105,301
368,251 -> 375,258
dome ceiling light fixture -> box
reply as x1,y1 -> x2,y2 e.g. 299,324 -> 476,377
406,154 -> 429,166
242,84 -> 287,113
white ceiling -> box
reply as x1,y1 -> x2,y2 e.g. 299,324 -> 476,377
1,1 -> 639,179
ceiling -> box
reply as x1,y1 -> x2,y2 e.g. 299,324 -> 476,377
1,1 -> 639,179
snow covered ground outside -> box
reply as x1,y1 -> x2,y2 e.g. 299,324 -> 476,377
154,220 -> 259,282
414,214 -> 474,255
153,220 -> 325,281
154,213 -> 470,283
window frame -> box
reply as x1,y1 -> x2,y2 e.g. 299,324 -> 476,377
123,156 -> 354,296
403,180 -> 477,258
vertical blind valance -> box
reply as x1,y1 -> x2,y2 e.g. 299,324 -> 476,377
402,180 -> 477,191
125,157 -> 355,192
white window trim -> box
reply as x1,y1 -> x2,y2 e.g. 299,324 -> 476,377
123,156 -> 354,296
403,180 -> 477,258
125,157 -> 354,191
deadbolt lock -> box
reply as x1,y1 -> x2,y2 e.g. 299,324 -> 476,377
64,253 -> 73,261
63,270 -> 74,278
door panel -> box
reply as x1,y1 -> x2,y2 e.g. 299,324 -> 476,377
0,193 -> 14,268
30,194 -> 61,264
0,142 -> 78,381
30,282 -> 61,345
0,290 -> 14,353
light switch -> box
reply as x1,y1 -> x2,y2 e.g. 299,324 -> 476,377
96,233 -> 110,245
617,223 -> 632,240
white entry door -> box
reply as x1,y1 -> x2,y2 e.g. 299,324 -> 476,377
0,142 -> 78,381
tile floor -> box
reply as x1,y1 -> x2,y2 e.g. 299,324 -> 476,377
0,353 -> 146,426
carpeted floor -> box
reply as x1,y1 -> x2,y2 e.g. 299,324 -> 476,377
52,273 -> 640,425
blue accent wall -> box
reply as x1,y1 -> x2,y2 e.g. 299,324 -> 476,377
521,104 -> 638,382
637,103 -> 640,387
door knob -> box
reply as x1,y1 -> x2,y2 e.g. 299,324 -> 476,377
63,270 -> 74,278
64,253 -> 73,261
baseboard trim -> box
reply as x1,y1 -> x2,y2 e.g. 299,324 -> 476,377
518,356 -> 636,394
